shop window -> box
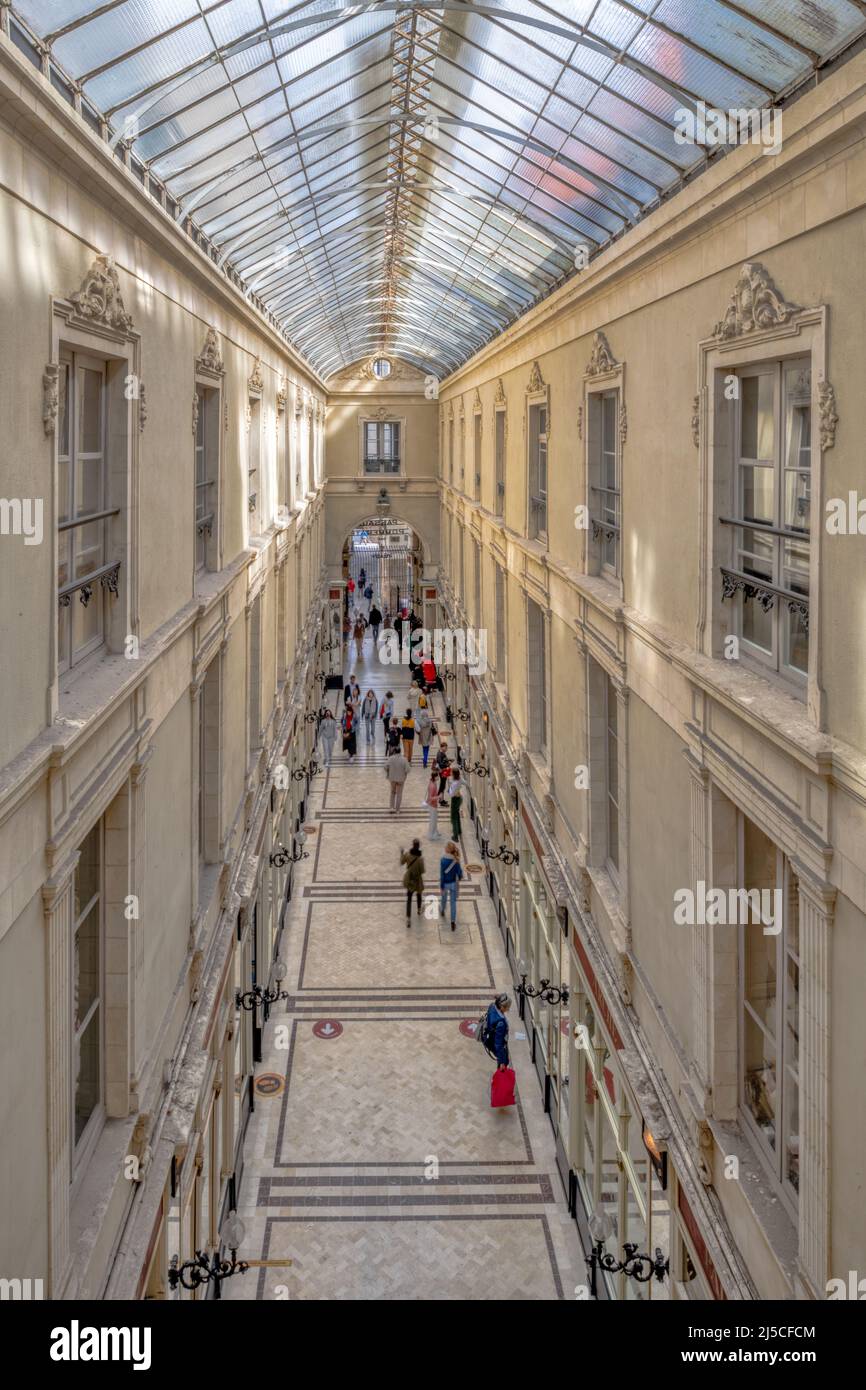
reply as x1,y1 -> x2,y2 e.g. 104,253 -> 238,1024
720,360 -> 810,686
737,813 -> 800,1213
588,388 -> 620,580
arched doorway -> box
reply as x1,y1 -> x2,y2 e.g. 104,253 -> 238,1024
342,517 -> 424,620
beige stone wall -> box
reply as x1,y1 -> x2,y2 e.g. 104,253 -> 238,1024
0,41 -> 328,1298
439,51 -> 866,1299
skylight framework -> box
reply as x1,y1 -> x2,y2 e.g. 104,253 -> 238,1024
10,1 -> 866,379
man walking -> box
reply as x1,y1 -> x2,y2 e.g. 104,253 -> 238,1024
385,747 -> 410,813
369,603 -> 382,643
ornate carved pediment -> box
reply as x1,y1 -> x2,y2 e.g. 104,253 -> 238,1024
248,356 -> 264,393
527,360 -> 545,394
69,253 -> 133,334
712,261 -> 800,340
494,377 -> 506,406
585,331 -> 619,376
43,363 -> 60,436
197,326 -> 223,374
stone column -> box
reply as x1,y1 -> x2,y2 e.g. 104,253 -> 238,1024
42,851 -> 79,1296
796,868 -> 835,1297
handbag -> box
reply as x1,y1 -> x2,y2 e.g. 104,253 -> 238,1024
491,1066 -> 516,1108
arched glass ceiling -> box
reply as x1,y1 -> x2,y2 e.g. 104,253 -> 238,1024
14,1 -> 866,379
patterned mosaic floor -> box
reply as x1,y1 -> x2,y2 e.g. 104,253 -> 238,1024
224,635 -> 585,1300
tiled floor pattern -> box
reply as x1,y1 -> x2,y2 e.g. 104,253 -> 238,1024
225,635 -> 585,1300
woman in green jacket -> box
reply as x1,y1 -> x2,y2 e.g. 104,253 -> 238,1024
400,839 -> 426,927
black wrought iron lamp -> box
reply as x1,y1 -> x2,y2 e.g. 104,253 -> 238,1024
584,1210 -> 669,1299
292,760 -> 318,778
269,829 -> 308,867
480,823 -> 519,865
168,1214 -> 249,1298
514,973 -> 569,1007
236,959 -> 288,1012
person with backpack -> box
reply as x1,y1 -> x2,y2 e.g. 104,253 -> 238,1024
415,697 -> 435,767
401,708 -> 415,762
380,690 -> 394,742
318,708 -> 337,766
447,766 -> 465,842
478,993 -> 512,1068
369,604 -> 382,643
439,841 -> 464,931
341,703 -> 357,762
386,717 -> 402,756
364,583 -> 374,609
400,839 -> 425,926
424,769 -> 441,840
385,746 -> 410,812
361,689 -> 378,743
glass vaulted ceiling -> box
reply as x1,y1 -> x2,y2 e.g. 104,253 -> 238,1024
15,1 -> 866,378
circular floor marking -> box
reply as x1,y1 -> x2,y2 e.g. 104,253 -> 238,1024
459,1018 -> 481,1038
312,1019 -> 343,1039
466,863 -> 483,873
254,1072 -> 285,1097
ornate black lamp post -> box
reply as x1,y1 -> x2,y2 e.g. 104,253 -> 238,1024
236,959 -> 288,1013
584,1210 -> 669,1298
480,823 -> 519,865
514,974 -> 569,1007
292,760 -> 318,778
168,1215 -> 249,1299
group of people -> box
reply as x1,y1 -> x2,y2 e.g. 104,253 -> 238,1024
399,837 -> 465,932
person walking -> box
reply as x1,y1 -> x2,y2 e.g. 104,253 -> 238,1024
364,583 -> 374,610
318,708 -> 337,766
483,993 -> 512,1069
435,739 -> 451,804
386,717 -> 403,755
344,673 -> 360,708
439,841 -> 464,931
416,698 -> 435,767
424,769 -> 441,840
447,766 -> 465,843
400,839 -> 425,927
401,708 -> 416,762
369,603 -> 382,643
358,566 -> 366,594
361,689 -> 378,744
341,703 -> 357,762
380,690 -> 394,742
353,614 -> 367,663
385,746 -> 410,812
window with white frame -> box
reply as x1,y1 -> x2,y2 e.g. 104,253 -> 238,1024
73,819 -> 103,1153
363,420 -> 400,475
589,389 -> 620,578
494,408 -> 506,513
605,674 -> 620,874
248,395 -> 261,530
459,412 -> 465,488
526,597 -> 548,754
448,416 -> 454,484
248,593 -> 262,756
473,540 -> 482,627
198,658 -> 221,865
494,564 -> 507,680
473,411 -> 482,500
195,385 -> 218,572
737,813 -> 800,1212
458,524 -> 465,602
721,360 -> 810,683
57,350 -> 117,672
528,403 -> 548,540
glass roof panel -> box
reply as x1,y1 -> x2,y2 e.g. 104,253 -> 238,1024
15,0 -> 866,377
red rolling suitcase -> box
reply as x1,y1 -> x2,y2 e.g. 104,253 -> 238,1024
491,1066 -> 516,1108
